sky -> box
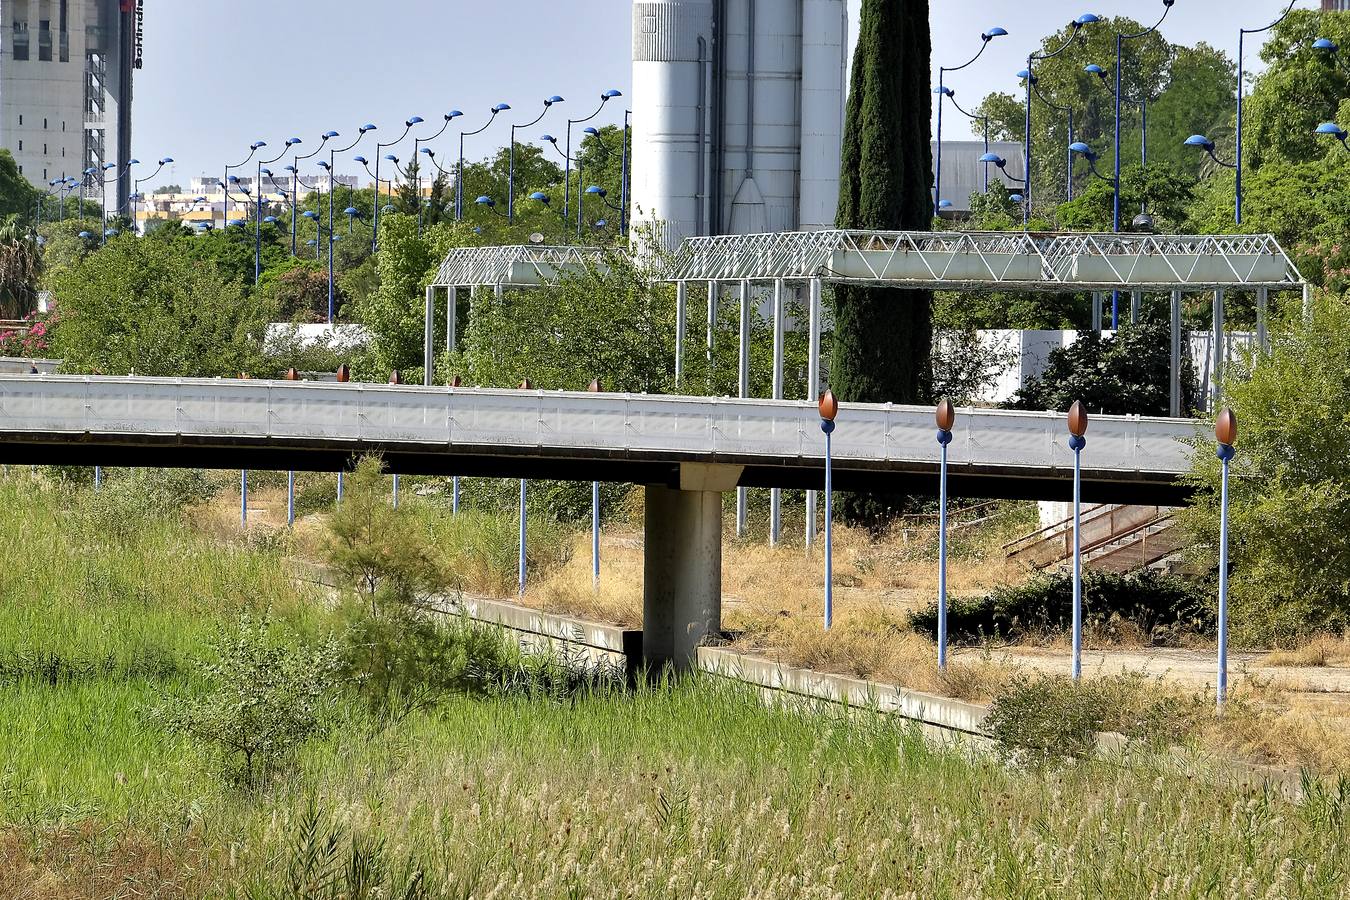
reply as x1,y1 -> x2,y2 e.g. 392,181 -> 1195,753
132,0 -> 1316,191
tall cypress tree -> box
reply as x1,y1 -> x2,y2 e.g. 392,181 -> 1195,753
831,0 -> 934,525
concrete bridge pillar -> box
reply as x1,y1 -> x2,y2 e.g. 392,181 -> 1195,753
642,463 -> 741,672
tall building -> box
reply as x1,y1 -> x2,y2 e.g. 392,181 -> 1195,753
1324,0 -> 1350,11
2,0 -> 134,209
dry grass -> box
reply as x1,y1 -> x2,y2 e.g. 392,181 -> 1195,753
1265,632 -> 1350,668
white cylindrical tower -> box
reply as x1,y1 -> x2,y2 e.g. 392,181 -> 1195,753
631,0 -> 714,248
799,0 -> 846,230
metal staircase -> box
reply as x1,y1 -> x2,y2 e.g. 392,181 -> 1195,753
1004,504 -> 1185,573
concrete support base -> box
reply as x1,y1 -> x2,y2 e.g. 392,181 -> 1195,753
642,467 -> 735,672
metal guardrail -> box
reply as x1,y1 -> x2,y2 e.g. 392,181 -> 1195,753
0,375 -> 1197,479
433,245 -> 610,287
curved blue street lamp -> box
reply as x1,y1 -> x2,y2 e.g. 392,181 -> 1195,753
224,141 -> 265,236
1022,14 -> 1100,224
562,90 -> 622,220
508,96 -> 563,222
934,26 -> 1008,215
1231,1 -> 1301,226
288,130 -> 336,257
979,152 -> 1028,189
323,125 -> 376,323
129,156 -> 172,233
1069,141 -> 1112,183
254,138 -> 299,285
457,104 -> 510,221
1316,121 -> 1350,150
1183,133 -> 1238,169
372,116 -> 423,251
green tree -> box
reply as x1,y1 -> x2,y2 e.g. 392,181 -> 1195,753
1056,162 -> 1196,232
1242,9 -> 1350,172
0,150 -> 40,224
1179,294 -> 1350,643
50,235 -> 268,376
0,215 -> 42,317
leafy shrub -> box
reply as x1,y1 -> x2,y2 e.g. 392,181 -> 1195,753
908,569 -> 1213,646
985,672 -> 1209,764
155,614 -> 342,783
72,467 -> 220,541
1008,316 -> 1198,416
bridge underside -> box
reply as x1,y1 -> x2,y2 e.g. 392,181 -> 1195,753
0,433 -> 1191,505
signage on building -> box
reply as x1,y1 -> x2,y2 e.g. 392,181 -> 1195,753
132,0 -> 144,69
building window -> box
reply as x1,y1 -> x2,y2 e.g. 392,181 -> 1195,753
42,143 -> 47,154
42,118 -> 46,129
13,23 -> 29,61
58,0 -> 67,62
38,19 -> 50,61
17,115 -> 22,126
17,141 -> 22,151
42,168 -> 47,180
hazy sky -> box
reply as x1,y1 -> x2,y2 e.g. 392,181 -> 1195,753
132,0 -> 1313,190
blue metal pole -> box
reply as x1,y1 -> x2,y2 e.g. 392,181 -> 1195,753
620,111 -> 630,235
937,430 -> 951,670
337,471 -> 344,503
392,474 -> 400,509
372,153 -> 380,253
1236,31 -> 1245,226
508,128 -> 516,223
452,476 -> 460,514
93,465 -> 102,491
823,422 -> 835,630
1114,33 -> 1123,234
591,479 -> 600,588
241,470 -> 248,528
287,470 -> 295,527
1067,108 -> 1075,202
563,121 -> 572,220
1217,444 -> 1233,708
1023,57 -> 1033,225
934,73 -> 946,215
518,478 -> 528,596
1070,434 -> 1085,680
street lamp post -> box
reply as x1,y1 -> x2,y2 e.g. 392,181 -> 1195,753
819,390 -> 838,631
934,27 -> 1008,215
620,108 -> 631,235
1067,401 -> 1088,681
412,111 -> 462,235
1215,407 -> 1237,709
327,124 -> 377,323
935,398 -> 955,671
563,90 -> 622,219
1183,134 -> 1238,172
289,131 -> 337,257
1236,1 -> 1300,226
1113,1 -> 1176,234
374,117 -> 423,251
1023,14 -> 1100,224
225,142 -> 265,234
1019,69 -> 1077,202
131,157 -> 172,234
256,139 -> 299,285
508,96 -> 563,223
456,104 -> 510,221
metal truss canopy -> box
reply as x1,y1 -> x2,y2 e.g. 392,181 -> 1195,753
664,230 -> 1305,292
433,245 -> 610,288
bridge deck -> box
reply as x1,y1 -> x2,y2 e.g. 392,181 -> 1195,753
0,376 -> 1200,503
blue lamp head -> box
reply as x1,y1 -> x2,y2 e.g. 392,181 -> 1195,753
344,207 -> 359,216
103,162 -> 117,171
1010,193 -> 1024,203
1016,68 -> 1037,85
128,158 -> 140,165
284,165 -> 297,173
545,95 -> 564,105
354,155 -> 368,165
260,168 -> 272,176
1314,38 -> 1339,52
585,185 -> 606,196
317,160 -> 331,170
194,196 -> 206,202
983,27 -> 1009,41
601,89 -> 623,99
446,110 -> 463,120
1184,134 -> 1215,153
583,126 -> 599,136
934,85 -> 954,96
420,147 -> 434,156
383,154 -> 399,162
475,195 -> 495,207
83,167 -> 96,175
978,152 -> 1007,168
323,130 -> 340,139
540,133 -> 557,143
77,231 -> 92,239
938,199 -> 953,209
286,137 -> 302,146
306,239 -> 317,246
1316,122 -> 1348,141
104,228 -> 119,236
302,210 -> 318,220
1069,141 -> 1097,161
228,219 -> 246,228
227,175 -> 240,183
1074,13 -> 1101,26
1084,63 -> 1105,76
406,116 -> 424,126
595,219 -> 608,228
263,216 -> 278,223
492,103 -> 511,112
361,124 -> 377,133
251,141 -> 267,149
381,204 -> 396,213
529,191 -> 550,204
